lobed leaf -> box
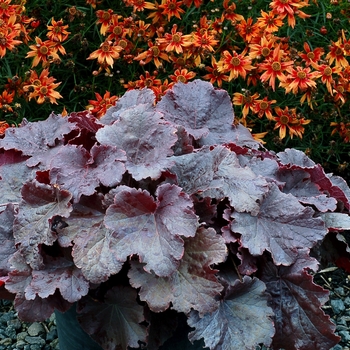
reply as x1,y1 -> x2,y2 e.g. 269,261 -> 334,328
104,184 -> 198,277
188,276 -> 275,350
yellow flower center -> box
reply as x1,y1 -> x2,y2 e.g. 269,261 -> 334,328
297,71 -> 307,79
259,101 -> 269,110
113,26 -> 123,35
280,114 -> 290,124
168,3 -> 176,9
177,75 -> 186,83
244,96 -> 252,104
272,62 -> 281,71
138,29 -> 145,36
261,47 -> 271,57
118,39 -> 127,48
101,43 -> 110,52
230,57 -> 241,66
33,79 -> 41,86
306,52 -> 315,59
344,43 -> 350,51
279,0 -> 289,3
335,47 -> 343,56
151,46 -> 160,56
324,67 -> 332,76
102,12 -> 111,20
337,86 -> 345,93
172,34 -> 181,43
176,57 -> 185,66
40,86 -> 48,95
68,7 -> 77,15
40,46 -> 49,55
53,26 -> 62,34
0,3 -> 9,9
145,78 -> 154,87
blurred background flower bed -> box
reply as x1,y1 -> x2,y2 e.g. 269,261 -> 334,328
0,0 -> 349,181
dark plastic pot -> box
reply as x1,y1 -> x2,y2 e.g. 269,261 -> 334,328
55,304 -> 207,350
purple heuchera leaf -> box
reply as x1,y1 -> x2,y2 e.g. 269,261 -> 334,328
96,104 -> 177,181
229,183 -> 327,265
49,144 -> 126,202
170,146 -> 269,215
0,113 -> 75,167
104,183 -> 198,277
13,180 -> 72,269
277,148 -> 316,168
128,227 -> 227,316
188,276 -> 275,349
77,286 -> 147,350
260,250 -> 341,350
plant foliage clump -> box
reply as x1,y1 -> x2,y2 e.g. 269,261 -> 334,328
1,80 -> 350,350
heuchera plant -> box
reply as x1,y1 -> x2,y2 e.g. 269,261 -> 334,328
1,80 -> 350,350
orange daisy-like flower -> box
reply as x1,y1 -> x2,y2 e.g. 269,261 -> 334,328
188,30 -> 218,53
46,18 -> 70,42
25,37 -> 60,68
269,0 -> 310,28
235,17 -> 260,43
0,121 -> 10,135
136,71 -> 162,89
169,68 -> 196,83
256,10 -> 283,33
159,0 -> 185,21
0,29 -> 22,58
156,24 -> 191,54
330,121 -> 350,143
24,68 -> 63,104
202,56 -> 229,87
0,0 -> 18,18
217,50 -> 254,81
281,66 -> 320,94
146,0 -> 164,24
106,15 -> 128,41
249,35 -> 276,60
332,81 -> 348,105
326,39 -> 349,68
183,0 -> 203,7
96,9 -> 114,35
87,41 -> 122,68
253,96 -> 276,120
258,44 -> 294,91
0,90 -> 14,108
341,30 -> 350,56
134,41 -> 169,68
86,0 -> 102,8
315,64 -> 341,95
222,0 -> 244,23
274,106 -> 310,139
87,91 -> 118,119
298,42 -> 324,67
232,92 -> 260,118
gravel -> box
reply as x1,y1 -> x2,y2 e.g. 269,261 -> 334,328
0,267 -> 349,350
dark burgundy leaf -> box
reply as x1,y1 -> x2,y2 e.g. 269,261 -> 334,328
230,183 -> 327,265
188,276 -> 274,349
0,204 -> 16,276
172,126 -> 194,156
128,227 -> 227,316
96,104 -> 177,180
0,113 -> 75,167
170,146 -> 269,215
104,184 -> 198,277
260,251 -> 341,350
50,144 -> 126,202
77,286 -> 147,350
100,88 -> 155,125
13,180 -> 72,269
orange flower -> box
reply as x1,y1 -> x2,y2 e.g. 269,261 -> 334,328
96,9 -> 114,35
130,0 -> 157,11
330,122 -> 350,143
256,10 -> 283,33
169,68 -> 196,83
188,30 -> 218,53
46,18 -> 70,42
134,41 -> 169,68
106,15 -> 128,41
341,30 -> 350,56
136,71 -> 162,88
332,82 -> 348,105
86,0 -> 102,8
253,96 -> 276,120
298,42 -> 324,67
183,0 -> 203,7
300,88 -> 316,109
0,121 -> 10,135
25,37 -> 60,67
269,0 -> 310,28
315,64 -> 341,95
0,29 -> 22,58
145,0 -> 164,24
281,66 -> 320,94
0,0 -> 18,18
274,106 -> 310,139
159,0 -> 185,21
249,35 -> 276,60
223,0 -> 244,23
24,68 -> 63,104
236,17 -> 260,43
202,56 -> 229,87
217,50 -> 254,81
87,41 -> 122,68
87,91 -> 118,118
258,45 -> 294,91
233,92 -> 260,118
326,39 -> 349,68
0,90 -> 14,112
156,24 -> 191,54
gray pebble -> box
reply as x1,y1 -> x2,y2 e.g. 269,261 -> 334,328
27,322 -> 45,337
330,299 -> 346,314
338,330 -> 350,342
24,336 -> 46,346
344,296 -> 350,307
17,331 -> 28,341
334,287 -> 345,296
331,345 -> 343,350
